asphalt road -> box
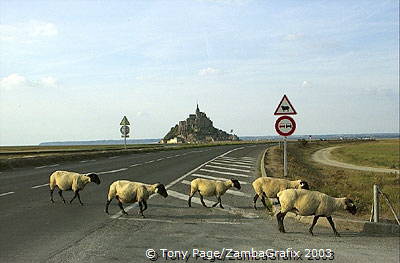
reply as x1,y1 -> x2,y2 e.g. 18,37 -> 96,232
0,144 -> 398,263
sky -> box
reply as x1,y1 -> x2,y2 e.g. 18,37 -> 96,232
0,0 -> 399,146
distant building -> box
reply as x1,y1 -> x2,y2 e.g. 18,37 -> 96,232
161,104 -> 239,143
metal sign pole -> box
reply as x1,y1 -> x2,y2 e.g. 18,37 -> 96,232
283,136 -> 287,177
124,134 -> 127,150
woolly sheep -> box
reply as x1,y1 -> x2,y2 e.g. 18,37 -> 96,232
252,177 -> 309,210
105,180 -> 168,217
49,170 -> 101,205
276,189 -> 357,237
188,178 -> 241,209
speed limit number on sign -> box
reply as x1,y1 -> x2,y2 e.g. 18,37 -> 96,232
275,116 -> 296,136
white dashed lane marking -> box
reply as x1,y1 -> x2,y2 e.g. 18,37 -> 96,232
0,192 -> 15,197
97,168 -> 128,175
31,183 -> 49,189
35,164 -> 60,169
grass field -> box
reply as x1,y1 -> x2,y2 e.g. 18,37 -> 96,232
265,140 -> 400,222
331,139 -> 400,169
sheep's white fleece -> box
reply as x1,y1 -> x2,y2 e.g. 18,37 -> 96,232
277,189 -> 347,216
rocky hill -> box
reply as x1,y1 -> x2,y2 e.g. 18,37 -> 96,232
162,105 -> 239,143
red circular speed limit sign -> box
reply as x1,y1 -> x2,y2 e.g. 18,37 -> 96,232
275,116 -> 296,136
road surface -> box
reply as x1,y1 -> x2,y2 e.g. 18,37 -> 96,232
0,144 -> 398,262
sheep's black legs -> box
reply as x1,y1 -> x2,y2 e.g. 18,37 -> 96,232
58,189 -> 66,204
116,195 -> 128,215
199,194 -> 208,208
142,200 -> 148,212
70,190 -> 83,205
309,216 -> 320,235
253,194 -> 259,209
188,192 -> 195,207
261,193 -> 267,208
138,201 -> 145,218
50,189 -> 55,203
212,196 -> 223,209
326,216 -> 340,237
105,198 -> 112,214
276,212 -> 286,233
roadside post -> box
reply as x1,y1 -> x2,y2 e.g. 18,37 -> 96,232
120,116 -> 131,149
274,95 -> 297,177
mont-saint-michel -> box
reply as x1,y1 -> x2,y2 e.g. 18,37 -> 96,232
161,105 -> 239,144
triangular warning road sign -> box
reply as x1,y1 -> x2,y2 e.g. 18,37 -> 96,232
274,95 -> 297,115
120,116 -> 130,125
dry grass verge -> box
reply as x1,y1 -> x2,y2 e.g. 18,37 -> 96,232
265,140 -> 400,223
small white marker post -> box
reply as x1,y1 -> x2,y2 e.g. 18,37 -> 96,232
283,137 -> 287,177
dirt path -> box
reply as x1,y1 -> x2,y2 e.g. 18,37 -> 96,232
312,146 -> 400,174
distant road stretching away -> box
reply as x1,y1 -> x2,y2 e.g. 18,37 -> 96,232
312,146 -> 399,174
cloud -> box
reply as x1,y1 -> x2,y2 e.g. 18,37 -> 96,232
198,67 -> 220,76
28,21 -> 58,37
0,74 -> 28,90
301,80 -> 311,88
39,76 -> 58,88
0,74 -> 58,90
284,33 -> 304,41
0,20 -> 58,43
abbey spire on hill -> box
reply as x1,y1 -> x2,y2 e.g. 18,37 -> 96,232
161,104 -> 239,143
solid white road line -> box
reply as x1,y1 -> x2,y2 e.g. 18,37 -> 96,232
98,168 -> 128,175
32,183 -> 49,189
210,161 -> 252,169
0,192 -> 15,197
156,158 -> 164,161
199,168 -> 250,178
129,163 -> 142,167
108,156 -> 120,159
205,164 -> 250,173
181,180 -> 251,197
190,174 -> 249,185
145,160 -> 155,163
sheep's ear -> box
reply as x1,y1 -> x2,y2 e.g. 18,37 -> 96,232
300,181 -> 309,190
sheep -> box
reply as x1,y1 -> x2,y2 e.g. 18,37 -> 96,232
49,170 -> 101,205
105,180 -> 168,217
276,189 -> 357,237
252,177 -> 309,210
188,178 -> 241,209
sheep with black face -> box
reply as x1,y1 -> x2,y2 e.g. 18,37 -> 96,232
105,180 -> 168,217
276,189 -> 357,237
252,177 -> 309,210
49,170 -> 101,205
188,178 -> 241,209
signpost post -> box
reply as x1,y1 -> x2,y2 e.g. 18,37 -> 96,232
120,116 -> 130,149
274,95 -> 297,177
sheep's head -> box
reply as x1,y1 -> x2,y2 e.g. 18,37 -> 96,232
299,180 -> 309,190
344,198 -> 357,215
87,173 -> 101,185
231,179 -> 241,190
155,184 -> 168,198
